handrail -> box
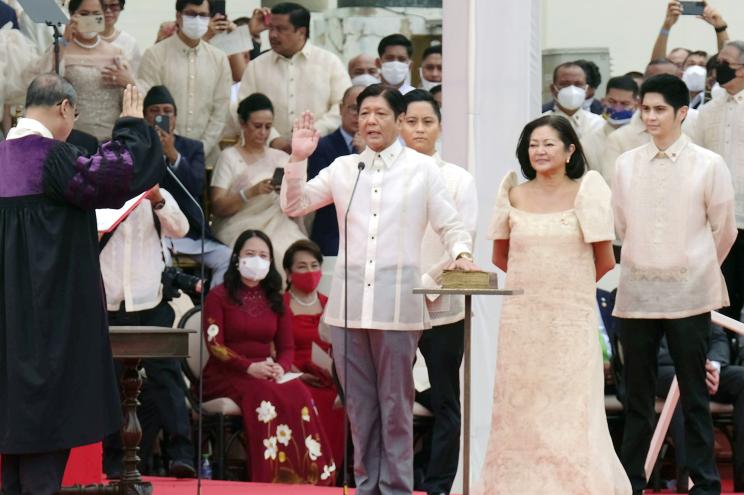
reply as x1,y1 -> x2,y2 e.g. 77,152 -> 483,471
644,311 -> 744,483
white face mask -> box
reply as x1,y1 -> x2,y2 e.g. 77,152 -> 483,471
682,65 -> 707,93
556,85 -> 587,111
238,256 -> 270,281
80,32 -> 99,39
380,61 -> 410,86
181,15 -> 210,41
418,67 -> 440,91
711,82 -> 728,100
350,73 -> 381,87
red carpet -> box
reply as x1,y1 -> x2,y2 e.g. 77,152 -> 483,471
144,477 -> 427,494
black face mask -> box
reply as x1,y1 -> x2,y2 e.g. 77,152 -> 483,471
716,61 -> 738,86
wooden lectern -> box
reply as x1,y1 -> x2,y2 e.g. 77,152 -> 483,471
413,285 -> 523,495
60,326 -> 194,495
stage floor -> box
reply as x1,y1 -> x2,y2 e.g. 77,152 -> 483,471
140,478 -> 734,495
143,476 -> 744,494
145,478 -> 427,494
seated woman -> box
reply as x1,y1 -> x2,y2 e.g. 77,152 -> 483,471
210,93 -> 306,276
202,229 -> 335,485
282,240 -> 345,466
23,0 -> 137,141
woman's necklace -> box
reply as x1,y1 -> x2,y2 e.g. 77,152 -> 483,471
73,35 -> 101,49
290,289 -> 318,307
100,30 -> 119,42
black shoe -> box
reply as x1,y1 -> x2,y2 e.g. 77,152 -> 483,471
169,460 -> 196,478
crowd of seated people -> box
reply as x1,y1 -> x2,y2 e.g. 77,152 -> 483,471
4,0 -> 744,491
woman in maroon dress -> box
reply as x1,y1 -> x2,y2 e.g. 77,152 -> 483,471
282,240 -> 346,467
202,230 -> 336,485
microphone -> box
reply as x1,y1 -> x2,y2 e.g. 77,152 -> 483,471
163,165 -> 206,495
342,160 -> 365,493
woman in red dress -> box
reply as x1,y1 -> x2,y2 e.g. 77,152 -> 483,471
202,230 -> 336,485
282,240 -> 346,467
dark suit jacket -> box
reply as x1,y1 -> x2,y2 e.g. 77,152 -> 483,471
658,324 -> 731,368
542,99 -> 605,116
307,128 -> 353,256
159,134 -> 212,240
0,1 -> 19,30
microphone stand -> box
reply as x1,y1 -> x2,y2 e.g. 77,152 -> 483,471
46,22 -> 63,75
343,161 -> 365,494
164,166 -> 206,495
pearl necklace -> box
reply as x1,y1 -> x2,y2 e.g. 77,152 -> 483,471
73,35 -> 101,49
289,290 -> 318,307
100,30 -> 118,42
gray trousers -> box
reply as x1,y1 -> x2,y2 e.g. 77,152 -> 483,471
330,326 -> 422,495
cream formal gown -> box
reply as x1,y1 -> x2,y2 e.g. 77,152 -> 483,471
474,170 -> 631,494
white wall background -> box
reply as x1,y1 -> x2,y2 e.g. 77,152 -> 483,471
541,0 -> 744,77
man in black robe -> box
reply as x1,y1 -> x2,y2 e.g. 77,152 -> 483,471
0,74 -> 164,495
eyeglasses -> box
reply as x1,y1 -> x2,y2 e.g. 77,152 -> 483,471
56,100 -> 80,121
102,3 -> 121,12
181,11 -> 211,19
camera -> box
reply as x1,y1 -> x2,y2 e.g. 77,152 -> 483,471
161,266 -> 202,301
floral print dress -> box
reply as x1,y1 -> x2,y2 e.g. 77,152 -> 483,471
202,284 -> 336,484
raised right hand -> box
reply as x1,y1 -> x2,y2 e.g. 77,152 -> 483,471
663,0 -> 682,28
249,7 -> 271,37
120,84 -> 144,119
290,111 -> 320,162
63,15 -> 79,43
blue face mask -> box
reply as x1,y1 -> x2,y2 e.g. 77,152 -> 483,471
605,108 -> 634,127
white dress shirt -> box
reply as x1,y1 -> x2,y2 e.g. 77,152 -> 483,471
420,154 -> 478,326
581,121 -> 615,177
612,134 -> 737,319
601,110 -> 699,187
687,88 -> 744,228
544,107 -> 605,139
281,140 -> 472,331
138,35 -> 232,159
238,41 -> 351,138
101,189 -> 189,312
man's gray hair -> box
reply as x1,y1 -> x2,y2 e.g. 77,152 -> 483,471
726,41 -> 744,63
24,73 -> 77,109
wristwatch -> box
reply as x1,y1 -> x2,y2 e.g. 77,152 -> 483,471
456,252 -> 473,262
715,24 -> 728,33
152,198 -> 166,210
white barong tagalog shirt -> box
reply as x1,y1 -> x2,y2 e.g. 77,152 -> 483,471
612,134 -> 737,319
238,41 -> 350,139
688,88 -> 744,228
138,35 -> 232,158
281,140 -> 472,331
420,154 -> 478,326
101,189 -> 189,312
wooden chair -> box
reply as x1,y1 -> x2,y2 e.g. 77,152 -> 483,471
178,307 -> 246,480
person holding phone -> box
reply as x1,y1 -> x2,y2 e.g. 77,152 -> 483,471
210,93 -> 306,279
650,1 -> 730,68
142,85 -> 233,287
23,0 -> 137,142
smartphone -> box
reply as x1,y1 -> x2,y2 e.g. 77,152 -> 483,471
76,14 -> 105,33
263,12 -> 271,27
680,1 -> 705,16
211,0 -> 226,17
270,167 -> 285,187
154,115 -> 170,133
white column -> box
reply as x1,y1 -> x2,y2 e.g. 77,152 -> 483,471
442,0 -> 541,491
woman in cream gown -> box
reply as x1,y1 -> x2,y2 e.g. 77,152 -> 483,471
210,93 -> 306,277
474,114 -> 631,494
